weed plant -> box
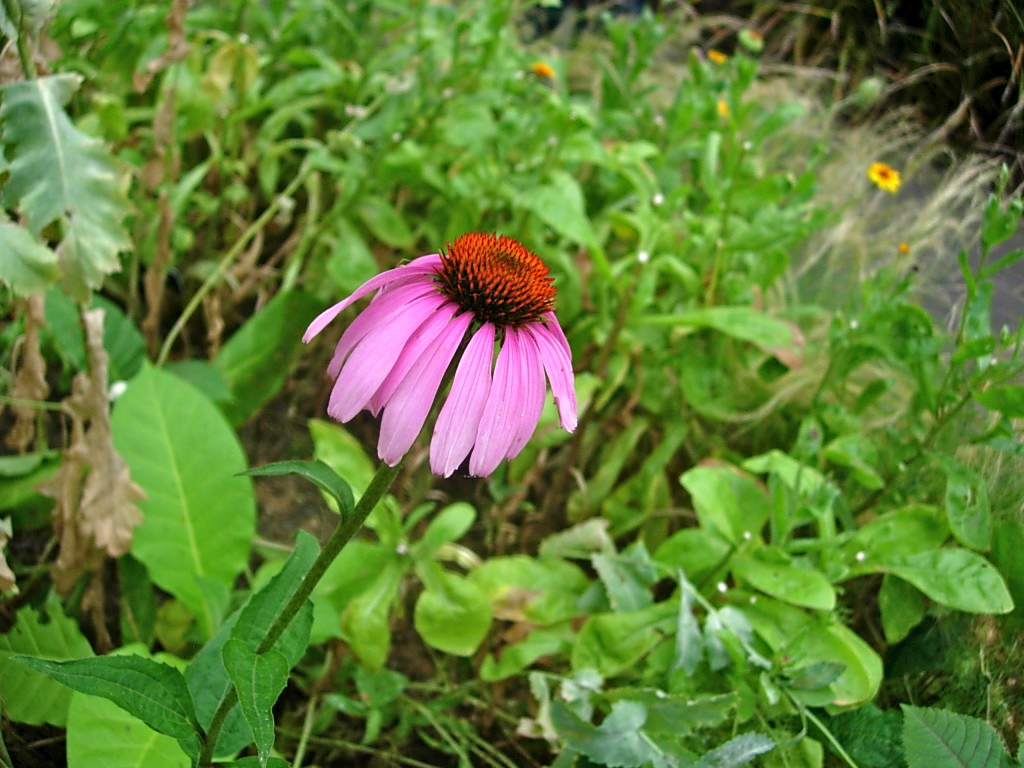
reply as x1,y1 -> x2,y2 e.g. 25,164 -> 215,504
0,2 -> 1022,767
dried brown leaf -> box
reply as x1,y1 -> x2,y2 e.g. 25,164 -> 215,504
3,293 -> 49,451
0,517 -> 16,593
132,0 -> 192,92
39,308 -> 146,593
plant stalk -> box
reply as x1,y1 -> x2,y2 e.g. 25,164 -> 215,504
197,459 -> 403,766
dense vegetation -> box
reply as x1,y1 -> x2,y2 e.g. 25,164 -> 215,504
1,1 -> 1022,767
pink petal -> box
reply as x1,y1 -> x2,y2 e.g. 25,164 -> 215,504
504,327 -> 547,459
328,282 -> 441,379
377,311 -> 473,465
326,294 -> 443,422
526,318 -> 577,432
302,254 -> 442,343
430,323 -> 496,477
368,300 -> 459,413
469,331 -> 523,476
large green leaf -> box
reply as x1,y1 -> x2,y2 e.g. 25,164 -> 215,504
0,221 -> 60,295
67,687 -> 190,768
731,553 -> 836,611
0,74 -> 132,301
878,550 -> 1013,614
0,601 -> 94,726
639,306 -> 803,363
902,705 -> 1014,768
12,655 -> 199,740
111,363 -> 256,637
680,465 -> 769,544
214,291 -> 321,425
413,564 -> 491,657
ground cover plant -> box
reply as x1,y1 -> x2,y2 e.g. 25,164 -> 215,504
1,1 -> 1023,767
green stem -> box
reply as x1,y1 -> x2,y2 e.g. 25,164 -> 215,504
1,0 -> 39,79
155,157 -> 314,367
197,459 -> 403,766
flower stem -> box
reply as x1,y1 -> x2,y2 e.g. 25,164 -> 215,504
197,459 -> 403,766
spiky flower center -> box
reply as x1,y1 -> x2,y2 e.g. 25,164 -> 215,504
436,233 -> 556,327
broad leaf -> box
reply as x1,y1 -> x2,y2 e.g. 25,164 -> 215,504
0,74 -> 132,301
0,601 -> 94,725
731,553 -> 835,611
340,560 -> 404,670
640,306 -> 803,365
12,655 -> 199,740
973,386 -> 1024,419
214,291 -> 321,425
222,640 -> 290,768
680,465 -> 769,544
902,705 -> 1014,768
112,364 -> 256,637
0,221 -> 60,295
414,564 -> 491,657
879,550 -> 1013,614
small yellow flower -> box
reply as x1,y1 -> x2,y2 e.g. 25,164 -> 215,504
708,49 -> 728,65
716,100 -> 730,118
867,162 -> 902,193
898,242 -> 910,254
529,61 -> 556,79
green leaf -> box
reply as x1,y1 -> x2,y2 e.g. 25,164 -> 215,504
413,502 -> 475,557
878,573 -> 925,643
414,565 -> 491,656
974,386 -> 1024,419
680,465 -> 769,544
693,733 -> 775,768
112,364 -> 256,638
990,520 -> 1024,617
603,689 -> 737,736
214,291 -> 322,425
222,640 -> 290,768
480,625 -> 575,681
880,550 -> 1013,614
826,704 -> 905,768
243,460 -> 354,517
44,290 -> 146,381
550,700 -> 658,768
186,533 -> 316,758
572,603 -> 674,677
67,687 -> 190,768
732,553 -> 836,611
309,418 -> 376,498
66,647 -> 191,768
844,505 -> 949,565
356,196 -> 414,248
12,655 -> 200,740
0,221 -> 60,295
0,74 -> 132,301
593,542 -> 658,612
0,601 -> 94,725
930,454 -> 991,550
522,170 -> 599,251
340,560 -> 404,670
902,705 -> 1014,768
654,527 -> 732,584
639,306 -> 802,363
824,434 -> 883,490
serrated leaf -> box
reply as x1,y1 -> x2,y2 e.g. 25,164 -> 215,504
0,74 -> 132,301
243,460 -> 353,517
902,705 -> 1014,768
186,532 -> 316,758
222,640 -> 290,768
0,601 -> 94,725
0,221 -> 60,295
12,655 -> 199,740
551,700 -> 660,768
111,364 -> 256,638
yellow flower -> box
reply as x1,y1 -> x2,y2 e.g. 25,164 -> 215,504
716,100 -> 730,118
530,61 -> 556,79
708,49 -> 728,65
898,242 -> 910,254
867,162 -> 902,193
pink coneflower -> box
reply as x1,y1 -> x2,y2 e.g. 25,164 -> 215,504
304,233 -> 577,477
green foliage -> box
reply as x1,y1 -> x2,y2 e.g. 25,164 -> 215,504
1,0 -> 1022,766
